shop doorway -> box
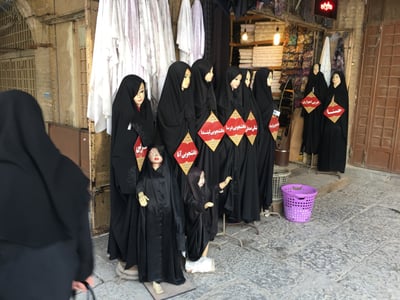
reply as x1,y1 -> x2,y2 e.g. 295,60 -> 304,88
350,21 -> 400,174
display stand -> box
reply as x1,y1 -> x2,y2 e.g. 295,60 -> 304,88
213,213 -> 244,247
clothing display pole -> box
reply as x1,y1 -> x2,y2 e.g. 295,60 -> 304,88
213,213 -> 243,247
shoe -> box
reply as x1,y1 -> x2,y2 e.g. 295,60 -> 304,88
152,282 -> 164,294
263,209 -> 270,217
116,261 -> 138,280
186,257 -> 215,273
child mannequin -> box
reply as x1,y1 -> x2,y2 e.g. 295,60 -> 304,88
183,167 -> 232,273
136,146 -> 186,294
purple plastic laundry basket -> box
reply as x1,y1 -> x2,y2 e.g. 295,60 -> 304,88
281,184 -> 318,222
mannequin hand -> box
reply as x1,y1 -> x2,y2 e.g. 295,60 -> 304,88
204,202 -> 214,209
181,251 -> 186,258
138,192 -> 149,207
219,176 -> 233,190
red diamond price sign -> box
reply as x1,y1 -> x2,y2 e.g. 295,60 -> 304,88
224,109 -> 246,146
197,112 -> 225,152
245,111 -> 258,145
174,132 -> 199,175
269,115 -> 280,141
133,136 -> 148,171
301,91 -> 321,113
323,96 -> 345,123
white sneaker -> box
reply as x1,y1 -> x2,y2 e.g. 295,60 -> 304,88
185,257 -> 215,273
263,209 -> 270,217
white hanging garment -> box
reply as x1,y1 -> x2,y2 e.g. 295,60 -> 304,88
126,0 -> 144,78
149,0 -> 168,104
319,36 -> 331,86
87,0 -> 114,133
138,0 -> 157,101
192,0 -> 205,62
158,0 -> 176,105
177,0 -> 194,64
158,0 -> 176,65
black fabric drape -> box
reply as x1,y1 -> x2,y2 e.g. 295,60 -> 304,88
253,68 -> 276,210
318,71 -> 349,173
302,64 -> 328,154
108,75 -> 155,269
211,3 -> 231,93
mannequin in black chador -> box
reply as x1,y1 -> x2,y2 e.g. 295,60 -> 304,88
301,63 -> 328,162
157,61 -> 196,194
136,146 -> 186,295
253,68 -> 277,215
217,66 -> 260,223
182,167 -> 231,273
108,75 -> 154,279
191,59 -> 220,189
318,71 -> 349,173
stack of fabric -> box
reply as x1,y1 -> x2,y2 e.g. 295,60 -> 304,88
239,48 -> 253,68
271,70 -> 282,96
254,21 -> 285,41
252,45 -> 283,67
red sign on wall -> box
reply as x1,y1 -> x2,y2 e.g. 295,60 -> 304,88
314,0 -> 337,19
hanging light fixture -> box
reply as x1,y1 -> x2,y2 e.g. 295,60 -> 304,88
273,27 -> 280,45
241,28 -> 248,42
241,22 -> 248,42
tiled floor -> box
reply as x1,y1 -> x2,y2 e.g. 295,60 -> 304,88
77,165 -> 400,300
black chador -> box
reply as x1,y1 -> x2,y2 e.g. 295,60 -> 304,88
216,66 -> 260,223
191,59 -> 220,188
183,167 -> 218,261
108,75 -> 154,269
253,68 -> 276,212
136,146 -> 186,285
157,61 -> 196,191
318,71 -> 349,173
302,63 -> 328,155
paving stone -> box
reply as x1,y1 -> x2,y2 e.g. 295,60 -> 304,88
74,165 -> 400,300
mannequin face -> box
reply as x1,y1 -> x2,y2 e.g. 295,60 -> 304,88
244,71 -> 251,87
267,72 -> 273,87
133,82 -> 145,108
148,147 -> 163,169
181,68 -> 191,91
332,73 -> 341,88
205,67 -> 214,83
313,64 -> 320,75
198,171 -> 205,187
230,74 -> 242,90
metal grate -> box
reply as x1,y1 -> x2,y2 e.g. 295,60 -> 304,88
0,2 -> 35,52
80,47 -> 88,128
78,24 -> 88,128
0,57 -> 36,95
